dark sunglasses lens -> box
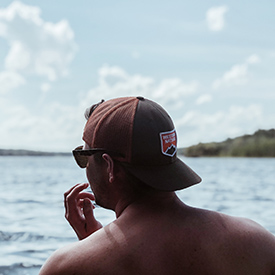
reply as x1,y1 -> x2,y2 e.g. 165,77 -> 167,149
74,154 -> 88,168
73,146 -> 88,168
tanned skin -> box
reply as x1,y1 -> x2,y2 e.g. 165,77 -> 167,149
40,150 -> 275,275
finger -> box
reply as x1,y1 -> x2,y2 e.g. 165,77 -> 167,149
77,192 -> 95,201
65,183 -> 89,219
77,198 -> 84,208
64,183 -> 85,208
83,198 -> 96,224
66,183 -> 89,202
78,198 -> 95,210
64,182 -> 90,199
64,183 -> 82,198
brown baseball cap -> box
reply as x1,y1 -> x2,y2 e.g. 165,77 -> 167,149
83,96 -> 201,191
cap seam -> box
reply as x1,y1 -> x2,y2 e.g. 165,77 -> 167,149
128,98 -> 139,163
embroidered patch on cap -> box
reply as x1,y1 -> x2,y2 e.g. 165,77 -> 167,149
160,129 -> 177,157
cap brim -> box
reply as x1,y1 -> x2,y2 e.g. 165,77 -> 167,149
122,157 -> 202,191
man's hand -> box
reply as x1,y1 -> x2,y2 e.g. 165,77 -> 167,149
64,183 -> 102,240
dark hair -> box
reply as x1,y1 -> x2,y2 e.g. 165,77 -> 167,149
84,100 -> 104,120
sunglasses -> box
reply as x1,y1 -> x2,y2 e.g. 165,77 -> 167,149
72,145 -> 122,168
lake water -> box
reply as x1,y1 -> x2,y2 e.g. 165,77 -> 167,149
0,156 -> 274,274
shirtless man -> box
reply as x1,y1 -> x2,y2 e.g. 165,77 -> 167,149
40,97 -> 275,274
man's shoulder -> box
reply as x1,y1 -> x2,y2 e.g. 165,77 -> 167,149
226,215 -> 275,271
210,211 -> 275,256
207,209 -> 274,238
39,228 -> 113,275
39,241 -> 80,275
187,208 -> 275,273
188,207 -> 275,248
217,211 -> 273,236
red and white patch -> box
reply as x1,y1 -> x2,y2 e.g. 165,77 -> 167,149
160,129 -> 177,157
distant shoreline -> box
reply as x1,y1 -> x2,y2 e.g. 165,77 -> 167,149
179,129 -> 275,157
0,149 -> 71,156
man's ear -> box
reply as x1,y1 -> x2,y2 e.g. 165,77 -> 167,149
102,154 -> 114,183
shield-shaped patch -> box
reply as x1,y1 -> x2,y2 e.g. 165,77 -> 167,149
159,129 -> 177,157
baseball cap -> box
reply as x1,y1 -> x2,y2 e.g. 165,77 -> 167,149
82,96 -> 201,191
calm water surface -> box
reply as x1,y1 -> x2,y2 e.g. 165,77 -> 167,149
0,156 -> 274,274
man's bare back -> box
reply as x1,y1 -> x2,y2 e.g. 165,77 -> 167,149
40,192 -> 275,275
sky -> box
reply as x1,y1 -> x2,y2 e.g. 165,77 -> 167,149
0,0 -> 274,152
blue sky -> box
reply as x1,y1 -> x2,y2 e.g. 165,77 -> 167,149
0,1 -> 274,151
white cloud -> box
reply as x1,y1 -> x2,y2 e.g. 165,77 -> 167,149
4,41 -> 30,70
213,64 -> 247,89
246,54 -> 261,64
153,78 -> 198,99
196,94 -> 212,105
0,70 -> 25,94
212,54 -> 261,89
83,65 -> 198,110
0,1 -> 77,82
206,5 -> 228,31
98,65 -> 129,86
